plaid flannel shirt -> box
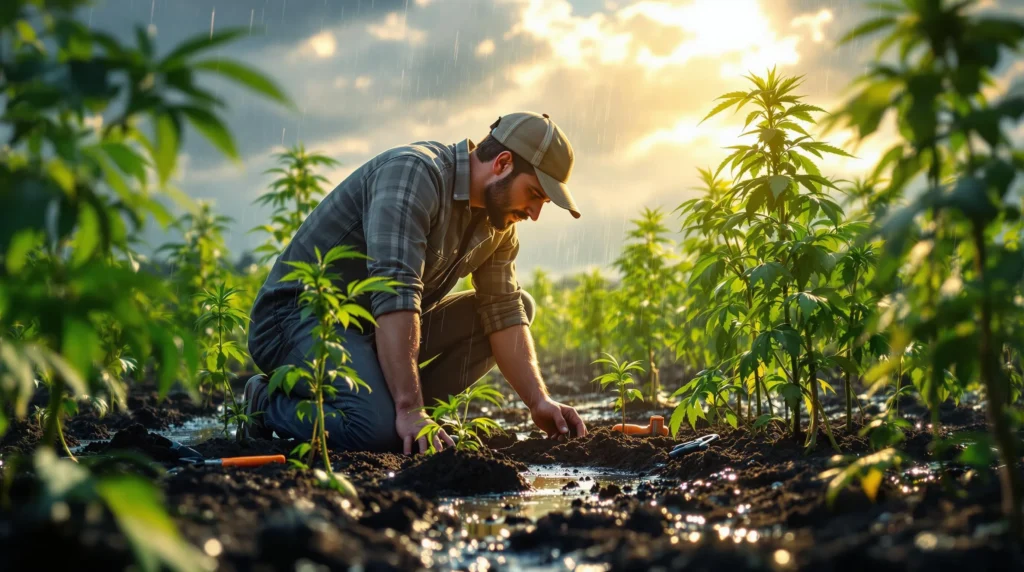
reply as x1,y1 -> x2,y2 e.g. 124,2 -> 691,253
251,138 -> 529,337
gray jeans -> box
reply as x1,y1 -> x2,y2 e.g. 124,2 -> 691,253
247,289 -> 535,452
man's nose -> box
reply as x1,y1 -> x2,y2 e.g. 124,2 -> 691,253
529,200 -> 544,221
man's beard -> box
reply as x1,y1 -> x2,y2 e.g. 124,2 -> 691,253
483,174 -> 528,231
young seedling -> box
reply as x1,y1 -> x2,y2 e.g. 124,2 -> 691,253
417,379 -> 505,453
268,245 -> 398,494
592,353 -> 645,434
195,283 -> 251,441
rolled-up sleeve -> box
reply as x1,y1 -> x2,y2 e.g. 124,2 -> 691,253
472,227 -> 529,335
363,156 -> 439,318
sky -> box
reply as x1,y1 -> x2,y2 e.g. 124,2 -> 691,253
80,0 -> 1024,280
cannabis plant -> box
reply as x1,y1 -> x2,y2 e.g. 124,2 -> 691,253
0,2 -> 292,569
612,207 -> 678,401
157,201 -> 234,332
195,284 -> 251,440
267,246 -> 398,494
672,69 -> 866,451
251,144 -> 340,265
417,379 -> 505,453
824,0 -> 1024,535
592,353 -> 645,433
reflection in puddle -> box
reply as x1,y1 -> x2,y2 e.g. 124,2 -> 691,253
437,466 -> 652,570
439,465 -> 648,537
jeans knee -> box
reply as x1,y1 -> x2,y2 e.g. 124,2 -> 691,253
329,406 -> 400,453
521,290 -> 536,326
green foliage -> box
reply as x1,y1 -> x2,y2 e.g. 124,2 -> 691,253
612,207 -> 679,400
0,0 -> 291,446
267,245 -> 399,494
826,0 -> 1024,535
195,283 -> 251,440
251,144 -> 340,265
0,3 -> 293,569
157,201 -> 234,330
674,68 -> 872,450
418,379 -> 505,453
592,353 -> 644,432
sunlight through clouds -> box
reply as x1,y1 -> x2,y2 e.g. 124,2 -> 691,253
791,9 -> 834,44
367,12 -> 427,44
622,0 -> 803,76
307,31 -> 336,58
476,38 -> 496,57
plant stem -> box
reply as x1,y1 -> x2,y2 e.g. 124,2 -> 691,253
895,358 -> 903,418
621,384 -> 627,435
973,222 -> 1023,539
57,415 -> 77,462
217,311 -> 229,436
42,380 -> 64,450
317,387 -> 331,475
845,371 -> 853,432
783,285 -> 801,441
845,279 -> 858,432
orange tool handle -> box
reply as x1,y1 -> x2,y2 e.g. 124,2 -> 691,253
219,455 -> 286,468
612,415 -> 669,436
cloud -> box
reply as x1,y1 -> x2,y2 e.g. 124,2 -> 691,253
366,12 -> 427,44
791,9 -> 834,44
476,38 -> 496,57
129,0 -> 893,277
307,31 -> 336,57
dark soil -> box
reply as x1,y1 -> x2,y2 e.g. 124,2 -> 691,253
2,373 -> 1022,571
391,447 -> 530,497
79,422 -> 184,463
0,419 -> 79,456
502,427 -> 675,471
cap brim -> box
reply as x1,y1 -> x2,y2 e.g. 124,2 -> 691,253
536,168 -> 580,219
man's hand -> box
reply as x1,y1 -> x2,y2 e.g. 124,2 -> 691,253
396,407 -> 455,454
530,397 -> 587,440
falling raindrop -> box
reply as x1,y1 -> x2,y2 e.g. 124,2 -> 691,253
454,30 -> 460,66
209,7 -> 215,39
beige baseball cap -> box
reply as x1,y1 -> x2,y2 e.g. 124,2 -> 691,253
489,111 -> 580,219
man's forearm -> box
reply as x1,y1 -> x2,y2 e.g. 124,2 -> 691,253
489,324 -> 549,408
374,310 -> 423,411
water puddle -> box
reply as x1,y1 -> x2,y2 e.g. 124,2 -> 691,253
69,414 -> 231,454
434,465 -> 654,570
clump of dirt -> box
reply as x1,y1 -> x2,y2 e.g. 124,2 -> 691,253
481,426 -> 519,449
596,482 -> 622,500
502,427 -> 675,471
0,420 -> 80,457
332,450 -> 409,484
391,448 -> 530,497
65,416 -> 111,440
80,423 -> 180,463
194,436 -> 294,459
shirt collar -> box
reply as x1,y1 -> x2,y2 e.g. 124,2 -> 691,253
452,138 -> 474,202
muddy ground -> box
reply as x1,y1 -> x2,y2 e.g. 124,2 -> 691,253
1,373 -> 1022,571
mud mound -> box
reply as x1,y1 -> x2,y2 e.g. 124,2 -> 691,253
79,423 -> 179,463
0,420 -> 80,457
503,427 -> 676,471
332,450 -> 409,484
391,448 -> 530,497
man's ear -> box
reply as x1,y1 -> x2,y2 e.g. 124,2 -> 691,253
493,150 -> 514,176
